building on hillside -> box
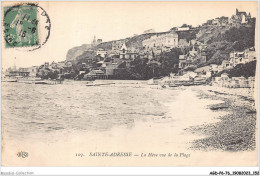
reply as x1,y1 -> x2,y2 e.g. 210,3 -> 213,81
146,50 -> 155,60
229,8 -> 252,25
178,44 -> 207,70
152,47 -> 163,56
61,61 -> 73,68
26,66 -> 38,77
221,60 -> 233,70
203,16 -> 229,26
128,47 -> 139,59
198,43 -> 207,50
189,46 -> 198,58
119,43 -> 128,59
244,48 -> 256,62
142,31 -> 178,49
189,40 -> 207,50
50,61 -> 58,69
213,74 -> 254,88
107,50 -> 118,57
212,17 -> 229,26
177,27 -> 190,31
229,51 -> 246,66
199,51 -> 207,63
57,61 -> 66,68
99,58 -> 111,69
138,50 -> 146,59
92,35 -> 97,46
212,18 -> 220,25
49,61 -> 64,73
91,36 -> 102,47
96,48 -> 107,58
178,54 -> 188,69
190,39 -> 197,46
84,69 -> 107,79
178,39 -> 189,48
97,39 -> 102,45
229,48 -> 256,66
219,16 -> 229,26
101,57 -> 124,76
119,43 -> 138,60
44,62 -> 49,69
112,40 -> 125,52
205,19 -> 213,26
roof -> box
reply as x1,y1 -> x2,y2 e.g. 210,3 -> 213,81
120,43 -> 127,51
232,76 -> 246,80
222,60 -> 230,63
194,66 -> 211,73
190,40 -> 197,45
87,70 -> 105,75
249,47 -> 255,51
179,55 -> 187,60
221,73 -> 229,76
9,71 -> 30,73
189,47 -> 197,56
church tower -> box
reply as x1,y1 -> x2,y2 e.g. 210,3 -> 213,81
92,35 -> 97,46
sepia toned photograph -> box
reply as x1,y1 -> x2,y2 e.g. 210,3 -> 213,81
1,1 -> 258,168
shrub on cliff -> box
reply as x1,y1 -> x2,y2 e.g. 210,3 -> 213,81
215,60 -> 256,78
199,23 -> 255,66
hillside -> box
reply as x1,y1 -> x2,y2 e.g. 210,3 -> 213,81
125,33 -> 158,48
197,23 -> 255,66
66,21 -> 256,72
95,33 -> 159,50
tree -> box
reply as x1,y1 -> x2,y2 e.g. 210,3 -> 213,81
215,61 -> 256,78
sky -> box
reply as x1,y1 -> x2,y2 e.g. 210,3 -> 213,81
1,1 -> 258,69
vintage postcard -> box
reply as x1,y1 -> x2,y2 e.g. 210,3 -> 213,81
1,1 -> 258,168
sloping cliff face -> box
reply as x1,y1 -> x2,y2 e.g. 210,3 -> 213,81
65,33 -> 161,61
66,44 -> 92,61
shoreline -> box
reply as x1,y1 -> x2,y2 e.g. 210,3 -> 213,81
186,86 -> 257,151
1,84 -> 257,166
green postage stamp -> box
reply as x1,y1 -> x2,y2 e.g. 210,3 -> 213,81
4,5 -> 39,48
3,3 -> 51,50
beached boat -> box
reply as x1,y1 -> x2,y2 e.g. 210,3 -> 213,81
161,75 -> 194,87
193,77 -> 207,85
86,81 -> 115,87
19,78 -> 63,85
34,79 -> 63,85
169,83 -> 178,87
147,77 -> 162,85
17,77 -> 42,84
2,77 -> 18,82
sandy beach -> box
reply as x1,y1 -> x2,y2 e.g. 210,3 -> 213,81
2,84 -> 258,166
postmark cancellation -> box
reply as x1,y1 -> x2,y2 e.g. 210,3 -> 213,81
3,3 -> 51,50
